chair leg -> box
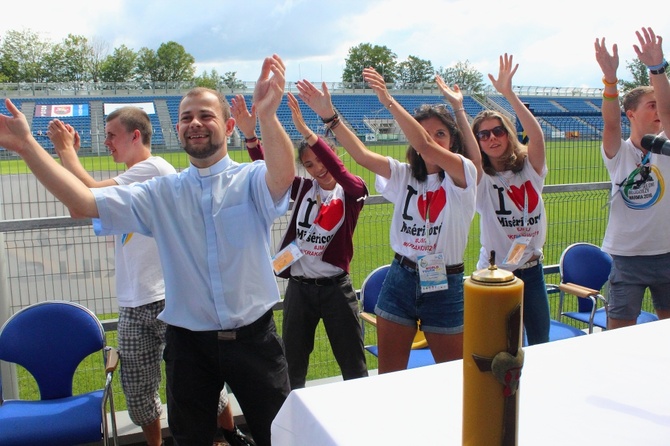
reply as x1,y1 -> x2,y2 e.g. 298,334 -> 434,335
109,391 -> 118,446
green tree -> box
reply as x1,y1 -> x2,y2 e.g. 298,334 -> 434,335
620,58 -> 650,94
194,69 -> 221,89
135,47 -> 160,83
42,43 -> 68,82
436,60 -> 485,94
100,45 -> 137,83
155,41 -> 195,82
52,34 -> 93,82
89,37 -> 110,83
0,29 -> 52,82
396,55 -> 434,88
0,54 -> 19,83
343,43 -> 397,84
221,71 -> 246,90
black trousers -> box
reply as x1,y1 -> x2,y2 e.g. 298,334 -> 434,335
164,311 -> 290,446
283,275 -> 368,389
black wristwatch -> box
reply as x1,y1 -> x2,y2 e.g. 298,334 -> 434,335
650,60 -> 669,75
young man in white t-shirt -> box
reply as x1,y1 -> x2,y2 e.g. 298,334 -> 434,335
595,27 -> 670,329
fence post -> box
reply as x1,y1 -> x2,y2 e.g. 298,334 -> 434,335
0,230 -> 18,400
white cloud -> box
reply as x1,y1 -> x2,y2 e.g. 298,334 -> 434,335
0,1 -> 668,87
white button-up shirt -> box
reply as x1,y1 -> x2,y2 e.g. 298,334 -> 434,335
93,155 -> 289,331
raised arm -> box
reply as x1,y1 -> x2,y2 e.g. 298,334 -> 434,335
231,94 -> 264,161
489,54 -> 545,174
363,67 -> 467,186
0,99 -> 98,217
47,119 -> 117,188
595,37 -> 622,159
288,89 -> 367,197
295,79 -> 389,178
634,27 -> 670,135
436,75 -> 482,181
286,91 -> 318,148
252,55 -> 296,201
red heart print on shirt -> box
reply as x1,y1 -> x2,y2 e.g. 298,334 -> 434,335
313,198 -> 344,231
416,188 -> 446,223
507,181 -> 539,213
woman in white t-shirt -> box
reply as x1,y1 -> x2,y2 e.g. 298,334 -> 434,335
232,92 -> 369,389
467,54 -> 551,345
334,67 -> 478,373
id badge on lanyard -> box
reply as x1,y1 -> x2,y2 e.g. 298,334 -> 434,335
503,236 -> 532,266
496,173 -> 531,266
272,240 -> 303,275
418,187 -> 448,293
271,186 -> 326,274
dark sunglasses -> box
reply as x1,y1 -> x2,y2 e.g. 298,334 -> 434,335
476,125 -> 508,141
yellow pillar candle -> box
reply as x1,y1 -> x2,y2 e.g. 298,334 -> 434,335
463,257 -> 524,446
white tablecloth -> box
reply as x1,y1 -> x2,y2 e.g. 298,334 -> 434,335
272,319 -> 670,445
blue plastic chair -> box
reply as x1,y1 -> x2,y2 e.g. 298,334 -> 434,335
359,265 -> 435,369
556,242 -> 658,333
547,319 -> 586,341
0,301 -> 119,446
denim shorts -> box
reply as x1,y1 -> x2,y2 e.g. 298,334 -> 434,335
608,253 -> 670,320
375,258 -> 464,334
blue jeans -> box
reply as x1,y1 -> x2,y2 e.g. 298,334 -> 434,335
375,259 -> 464,334
514,263 -> 550,345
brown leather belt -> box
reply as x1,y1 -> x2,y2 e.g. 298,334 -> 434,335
394,253 -> 464,275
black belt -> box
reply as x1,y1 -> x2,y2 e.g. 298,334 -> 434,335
394,253 -> 464,275
290,271 -> 348,286
217,309 -> 273,341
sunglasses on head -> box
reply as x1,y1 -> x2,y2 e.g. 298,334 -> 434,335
413,104 -> 448,114
476,125 -> 508,141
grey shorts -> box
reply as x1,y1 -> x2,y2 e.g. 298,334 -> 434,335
608,253 -> 670,320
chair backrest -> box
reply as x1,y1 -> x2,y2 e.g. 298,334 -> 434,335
0,301 -> 105,400
559,243 -> 613,312
360,265 -> 391,314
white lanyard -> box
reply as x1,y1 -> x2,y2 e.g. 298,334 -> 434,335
421,186 -> 436,252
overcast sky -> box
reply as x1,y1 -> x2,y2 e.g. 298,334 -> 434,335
2,0 -> 668,89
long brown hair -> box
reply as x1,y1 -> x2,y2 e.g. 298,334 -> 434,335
407,104 -> 464,182
471,110 -> 527,176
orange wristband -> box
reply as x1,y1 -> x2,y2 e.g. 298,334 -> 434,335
602,76 -> 618,87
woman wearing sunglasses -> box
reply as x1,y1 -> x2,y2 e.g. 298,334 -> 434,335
468,54 -> 551,346
310,66 -> 478,373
